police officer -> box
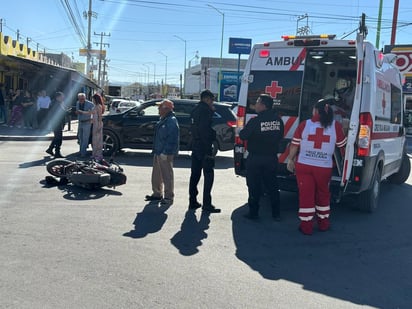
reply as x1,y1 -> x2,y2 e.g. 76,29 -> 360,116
239,94 -> 284,221
45,92 -> 68,158
188,89 -> 220,213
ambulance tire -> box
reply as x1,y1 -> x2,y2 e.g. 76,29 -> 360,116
387,153 -> 411,185
358,168 -> 381,213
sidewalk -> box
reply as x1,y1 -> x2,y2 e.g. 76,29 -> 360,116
0,120 -> 78,141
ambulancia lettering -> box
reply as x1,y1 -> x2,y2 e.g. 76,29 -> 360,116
265,56 -> 303,66
260,120 -> 281,132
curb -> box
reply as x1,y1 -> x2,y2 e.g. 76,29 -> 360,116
0,135 -> 77,141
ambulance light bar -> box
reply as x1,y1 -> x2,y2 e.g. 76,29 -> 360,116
281,34 -> 336,41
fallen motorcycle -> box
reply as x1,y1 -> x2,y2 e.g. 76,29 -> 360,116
46,158 -> 127,189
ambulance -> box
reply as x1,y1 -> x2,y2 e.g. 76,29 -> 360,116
234,19 -> 411,212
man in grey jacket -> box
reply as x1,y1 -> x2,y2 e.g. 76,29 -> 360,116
145,99 -> 179,206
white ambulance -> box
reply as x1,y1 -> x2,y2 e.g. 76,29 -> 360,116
234,22 -> 411,212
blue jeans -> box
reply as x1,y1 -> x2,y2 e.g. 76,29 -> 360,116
0,105 -> 7,123
78,121 -> 92,156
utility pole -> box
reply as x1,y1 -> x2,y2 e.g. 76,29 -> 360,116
391,0 -> 400,45
103,58 -> 110,89
376,0 -> 384,48
85,0 -> 97,78
94,32 -> 110,88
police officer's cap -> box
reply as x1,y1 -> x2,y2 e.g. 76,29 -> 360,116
200,89 -> 215,100
258,94 -> 274,109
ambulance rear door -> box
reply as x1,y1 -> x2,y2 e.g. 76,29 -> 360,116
244,45 -> 305,136
341,30 -> 366,187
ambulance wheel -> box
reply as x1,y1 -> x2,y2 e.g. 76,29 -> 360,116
387,153 -> 411,185
358,168 -> 381,213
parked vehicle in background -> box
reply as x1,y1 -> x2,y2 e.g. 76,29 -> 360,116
109,99 -> 141,115
102,99 -> 236,156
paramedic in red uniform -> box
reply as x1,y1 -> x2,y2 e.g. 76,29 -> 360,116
287,99 -> 346,235
239,94 -> 284,221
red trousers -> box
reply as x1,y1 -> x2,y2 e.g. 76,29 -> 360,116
295,162 -> 332,234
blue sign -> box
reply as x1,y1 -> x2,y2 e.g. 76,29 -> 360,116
219,71 -> 243,102
229,38 -> 252,55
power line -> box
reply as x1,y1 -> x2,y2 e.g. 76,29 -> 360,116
60,0 -> 87,47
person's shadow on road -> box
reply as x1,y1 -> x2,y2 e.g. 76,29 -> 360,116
123,201 -> 171,239
170,210 -> 210,256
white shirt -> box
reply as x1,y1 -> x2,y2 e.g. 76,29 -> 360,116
37,96 -> 51,110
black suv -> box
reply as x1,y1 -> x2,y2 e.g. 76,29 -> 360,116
102,99 -> 236,156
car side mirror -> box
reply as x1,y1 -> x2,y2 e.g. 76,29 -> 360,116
127,110 -> 139,117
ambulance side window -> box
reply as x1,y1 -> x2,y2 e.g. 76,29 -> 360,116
390,85 -> 402,124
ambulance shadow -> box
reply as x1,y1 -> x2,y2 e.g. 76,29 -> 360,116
232,183 -> 412,308
170,210 -> 210,256
123,201 -> 170,239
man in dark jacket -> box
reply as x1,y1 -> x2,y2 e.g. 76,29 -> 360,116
46,92 -> 68,158
188,89 -> 220,213
145,99 -> 179,206
239,94 -> 284,221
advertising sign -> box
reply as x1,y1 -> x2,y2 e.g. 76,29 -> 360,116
229,38 -> 252,55
220,71 -> 243,102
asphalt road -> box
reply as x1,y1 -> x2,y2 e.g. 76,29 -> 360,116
1,140 -> 412,309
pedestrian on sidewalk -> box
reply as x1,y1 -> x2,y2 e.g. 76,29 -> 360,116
145,99 -> 179,206
22,90 -> 37,129
9,89 -> 24,128
0,83 -> 7,125
45,92 -> 69,158
36,90 -> 51,130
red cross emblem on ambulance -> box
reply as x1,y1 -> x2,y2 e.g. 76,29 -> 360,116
265,81 -> 283,98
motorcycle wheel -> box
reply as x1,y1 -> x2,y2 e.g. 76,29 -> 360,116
46,159 -> 73,178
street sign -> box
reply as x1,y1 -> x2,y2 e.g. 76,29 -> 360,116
228,38 -> 252,55
79,49 -> 106,58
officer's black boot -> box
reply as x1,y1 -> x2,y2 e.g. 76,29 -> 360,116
54,148 -> 64,158
45,147 -> 54,156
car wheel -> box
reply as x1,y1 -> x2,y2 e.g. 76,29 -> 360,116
387,153 -> 411,185
358,167 -> 381,213
103,130 -> 120,156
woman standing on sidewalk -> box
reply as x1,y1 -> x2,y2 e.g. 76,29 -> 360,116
91,93 -> 105,161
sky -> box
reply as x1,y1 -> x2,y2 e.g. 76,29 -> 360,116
1,0 -> 412,86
